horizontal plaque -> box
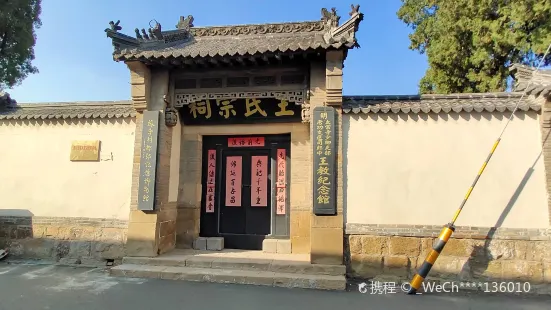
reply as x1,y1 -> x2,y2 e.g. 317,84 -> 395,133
228,137 -> 265,147
70,140 -> 100,161
181,97 -> 302,125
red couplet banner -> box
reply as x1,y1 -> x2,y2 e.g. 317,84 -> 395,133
251,156 -> 268,207
205,149 -> 216,213
225,156 -> 242,206
276,149 -> 286,215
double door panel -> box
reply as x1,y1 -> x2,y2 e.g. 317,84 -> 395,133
200,135 -> 290,250
219,149 -> 272,242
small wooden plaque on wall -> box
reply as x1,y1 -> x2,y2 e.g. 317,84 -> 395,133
70,140 -> 100,161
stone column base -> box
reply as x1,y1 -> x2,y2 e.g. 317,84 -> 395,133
310,214 -> 344,265
126,211 -> 159,257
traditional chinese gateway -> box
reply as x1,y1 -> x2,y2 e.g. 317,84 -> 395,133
1,5 -> 551,292
101,6 -> 365,259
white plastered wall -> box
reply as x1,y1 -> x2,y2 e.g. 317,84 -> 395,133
344,111 -> 549,228
0,118 -> 136,220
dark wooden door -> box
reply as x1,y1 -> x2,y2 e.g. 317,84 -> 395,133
219,148 -> 272,250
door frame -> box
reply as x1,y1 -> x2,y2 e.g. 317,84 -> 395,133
218,147 -> 272,249
200,134 -> 291,248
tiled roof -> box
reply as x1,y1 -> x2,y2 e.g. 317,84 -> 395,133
114,32 -> 338,60
0,101 -> 136,120
106,6 -> 364,61
342,93 -> 541,114
510,64 -> 551,100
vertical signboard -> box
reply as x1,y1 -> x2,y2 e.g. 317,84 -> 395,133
276,149 -> 287,215
225,156 -> 242,206
312,106 -> 336,215
205,149 -> 217,213
138,111 -> 160,211
251,156 -> 268,207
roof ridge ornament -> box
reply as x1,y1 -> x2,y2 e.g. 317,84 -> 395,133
321,7 -> 340,29
105,7 -> 364,62
322,4 -> 364,47
105,21 -> 141,51
176,15 -> 194,31
150,20 -> 163,40
134,20 -> 163,41
350,4 -> 360,15
510,63 -> 551,100
109,20 -> 122,32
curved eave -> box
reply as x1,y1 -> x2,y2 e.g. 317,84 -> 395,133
0,101 -> 137,121
0,111 -> 137,120
112,40 -> 356,63
342,93 -> 541,115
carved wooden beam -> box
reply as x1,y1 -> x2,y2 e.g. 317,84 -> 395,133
275,53 -> 282,64
221,58 -> 233,67
140,58 -> 153,66
158,58 -> 171,67
235,57 -> 245,66
173,90 -> 307,107
183,58 -> 196,69
195,58 -> 206,67
171,58 -> 182,66
208,57 -> 219,66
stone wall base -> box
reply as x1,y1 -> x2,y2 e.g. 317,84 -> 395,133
345,234 -> 551,288
0,216 -> 127,265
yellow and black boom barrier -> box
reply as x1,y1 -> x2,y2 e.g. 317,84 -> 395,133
405,41 -> 551,295
406,42 -> 551,295
407,138 -> 500,294
408,224 -> 455,294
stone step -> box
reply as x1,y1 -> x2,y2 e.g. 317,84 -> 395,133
110,264 -> 346,291
121,256 -> 345,276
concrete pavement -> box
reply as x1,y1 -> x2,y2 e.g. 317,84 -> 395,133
0,262 -> 549,310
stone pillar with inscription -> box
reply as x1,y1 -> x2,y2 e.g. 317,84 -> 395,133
125,61 -> 158,257
310,50 -> 345,265
150,69 -> 178,255
125,62 -> 177,257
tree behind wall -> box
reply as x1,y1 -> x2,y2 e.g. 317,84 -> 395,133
0,0 -> 42,90
397,0 -> 551,94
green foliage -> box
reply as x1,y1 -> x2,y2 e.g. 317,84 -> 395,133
397,0 -> 551,94
0,0 -> 42,90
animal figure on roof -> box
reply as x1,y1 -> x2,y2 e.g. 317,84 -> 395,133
350,4 -> 360,15
177,15 -> 194,31
109,20 -> 122,32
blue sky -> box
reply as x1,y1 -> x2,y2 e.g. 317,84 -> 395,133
8,0 -> 428,103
